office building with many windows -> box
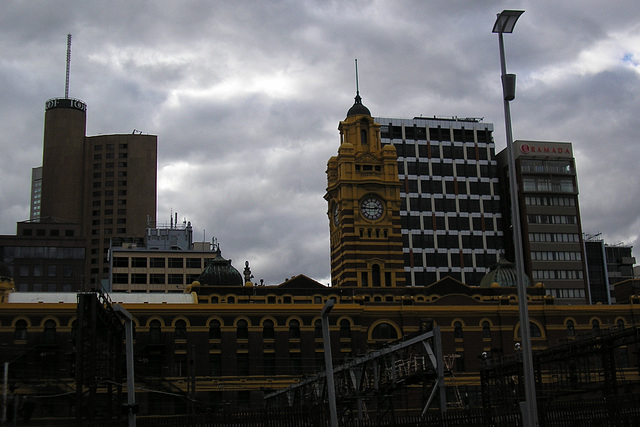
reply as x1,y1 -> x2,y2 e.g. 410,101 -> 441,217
109,220 -> 221,293
374,116 -> 504,286
497,140 -> 587,303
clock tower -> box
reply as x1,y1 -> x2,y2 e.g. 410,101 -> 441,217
325,92 -> 405,287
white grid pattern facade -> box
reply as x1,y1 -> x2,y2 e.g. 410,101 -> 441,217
375,117 -> 503,286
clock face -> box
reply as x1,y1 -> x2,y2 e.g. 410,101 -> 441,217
333,204 -> 339,226
361,197 -> 384,220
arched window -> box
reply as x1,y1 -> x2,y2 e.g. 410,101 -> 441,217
372,264 -> 381,287
530,323 -> 542,338
592,319 -> 600,332
372,323 -> 398,341
517,322 -> 542,338
174,319 -> 187,340
617,319 -> 625,331
237,319 -> 248,340
314,320 -> 323,339
567,320 -> 575,337
43,319 -> 57,345
14,319 -> 27,341
263,319 -> 275,340
149,320 -> 162,344
289,319 -> 300,339
340,319 -> 351,339
361,129 -> 368,145
454,321 -> 463,339
482,321 -> 491,339
209,320 -> 221,340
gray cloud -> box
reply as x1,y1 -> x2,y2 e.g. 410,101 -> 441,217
1,0 -> 639,284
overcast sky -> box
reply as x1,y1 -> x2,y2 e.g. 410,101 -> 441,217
1,1 -> 639,285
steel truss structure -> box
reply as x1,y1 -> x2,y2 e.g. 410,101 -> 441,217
265,327 -> 446,422
481,326 -> 640,408
75,291 -> 125,423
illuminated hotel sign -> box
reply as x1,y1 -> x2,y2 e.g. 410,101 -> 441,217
515,140 -> 572,158
45,97 -> 87,112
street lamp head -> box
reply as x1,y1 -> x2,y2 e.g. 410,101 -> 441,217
492,10 -> 524,34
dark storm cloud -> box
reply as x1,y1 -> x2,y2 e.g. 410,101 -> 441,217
1,0 -> 639,284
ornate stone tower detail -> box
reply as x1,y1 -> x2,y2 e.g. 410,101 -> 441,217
325,93 -> 405,287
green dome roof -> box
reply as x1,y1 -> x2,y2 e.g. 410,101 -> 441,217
346,93 -> 371,117
196,248 -> 243,286
479,257 -> 531,288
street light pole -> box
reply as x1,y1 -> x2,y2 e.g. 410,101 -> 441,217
493,10 -> 539,427
321,300 -> 338,427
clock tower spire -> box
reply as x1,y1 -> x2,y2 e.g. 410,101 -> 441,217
325,74 -> 405,288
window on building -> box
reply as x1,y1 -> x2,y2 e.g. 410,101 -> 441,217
43,320 -> 57,345
14,320 -> 27,340
150,257 -> 165,268
168,258 -> 184,268
131,273 -> 146,284
186,258 -> 202,269
518,322 -> 543,338
454,321 -> 463,339
174,319 -> 187,340
263,353 -> 276,376
237,319 -> 248,340
289,319 -> 300,339
131,257 -> 147,268
209,353 -> 222,376
209,320 -> 221,340
263,319 -> 275,340
237,353 -> 249,376
372,264 -> 381,287
314,319 -> 323,339
113,257 -> 129,268
482,321 -> 491,339
360,271 -> 369,287
112,273 -> 128,284
149,320 -> 162,344
372,322 -> 398,341
340,319 -> 351,339
567,320 -> 575,337
290,352 -> 302,375
168,274 -> 183,285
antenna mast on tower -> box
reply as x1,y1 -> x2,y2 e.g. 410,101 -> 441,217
355,58 -> 360,96
65,34 -> 72,99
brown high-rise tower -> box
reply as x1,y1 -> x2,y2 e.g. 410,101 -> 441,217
41,98 -> 87,223
39,97 -> 157,288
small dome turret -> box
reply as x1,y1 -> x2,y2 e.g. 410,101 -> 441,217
195,247 -> 243,286
479,257 -> 531,288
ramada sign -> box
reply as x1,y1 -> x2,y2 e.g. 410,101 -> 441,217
519,143 -> 571,156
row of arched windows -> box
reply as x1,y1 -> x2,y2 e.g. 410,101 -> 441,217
11,316 -> 402,344
13,316 -> 626,344
452,318 -> 627,340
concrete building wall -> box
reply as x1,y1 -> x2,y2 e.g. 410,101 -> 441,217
41,98 -> 87,224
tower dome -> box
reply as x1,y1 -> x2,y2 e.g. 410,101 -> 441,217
479,257 -> 531,288
346,92 -> 371,117
195,247 -> 243,286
